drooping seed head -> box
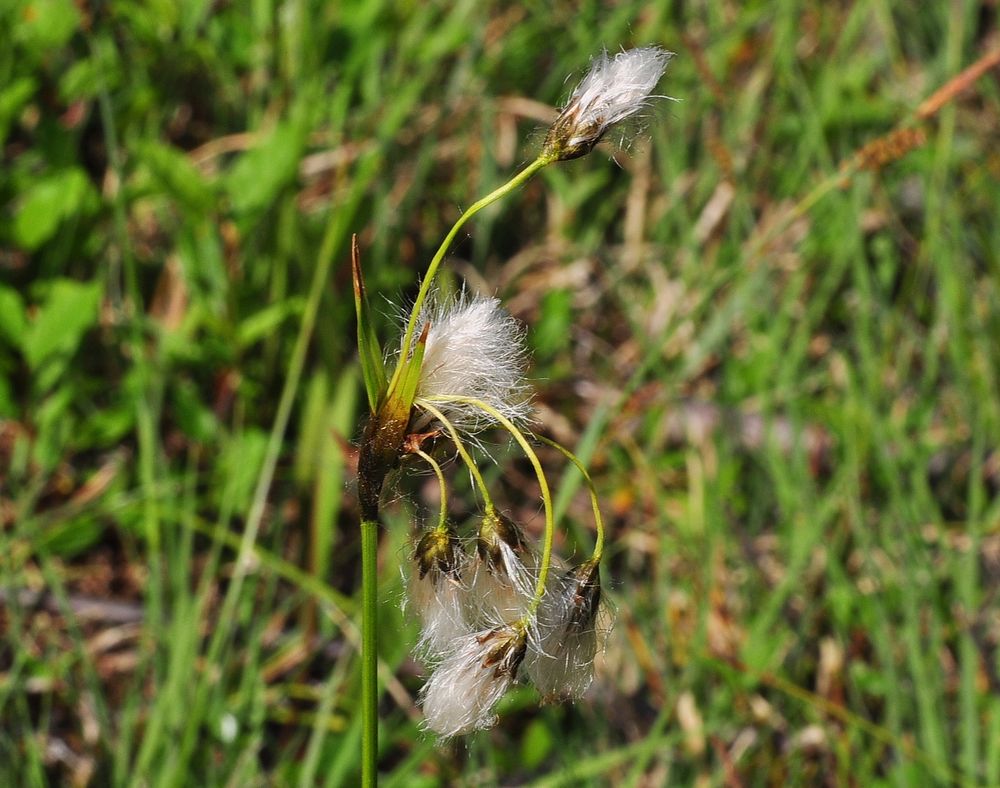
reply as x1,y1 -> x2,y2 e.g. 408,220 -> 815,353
468,509 -> 536,622
414,526 -> 463,582
408,526 -> 471,661
476,508 -> 529,571
419,624 -> 528,737
525,559 -> 604,701
565,558 -> 602,631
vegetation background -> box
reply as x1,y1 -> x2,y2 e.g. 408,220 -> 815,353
3,0 -> 1000,785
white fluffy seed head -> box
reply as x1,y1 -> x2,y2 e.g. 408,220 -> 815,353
544,46 -> 674,161
410,573 -> 472,663
467,540 -> 536,625
419,625 -> 528,737
525,561 -> 603,700
407,530 -> 473,662
411,293 -> 531,432
466,510 -> 536,624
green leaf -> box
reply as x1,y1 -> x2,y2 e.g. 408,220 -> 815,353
37,515 -> 103,558
59,44 -> 121,102
0,284 -> 28,349
0,375 -> 15,419
13,169 -> 97,251
23,278 -> 103,373
215,428 -> 268,512
532,288 -> 573,358
13,0 -> 80,50
76,399 -> 135,447
0,77 -> 36,144
352,235 -> 386,412
224,112 -> 309,216
293,372 -> 329,485
33,386 -> 74,471
171,378 -> 218,442
389,323 -> 426,421
137,140 -> 216,214
237,297 -> 305,348
519,718 -> 554,771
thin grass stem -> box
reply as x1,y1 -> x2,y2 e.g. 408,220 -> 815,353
360,517 -> 379,787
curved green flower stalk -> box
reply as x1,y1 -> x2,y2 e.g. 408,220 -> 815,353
416,397 -> 548,634
387,154 -> 555,400
413,401 -> 495,512
414,448 -> 449,533
536,435 -> 606,561
418,395 -> 556,612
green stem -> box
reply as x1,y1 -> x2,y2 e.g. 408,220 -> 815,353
360,517 -> 379,788
388,154 -> 554,396
413,401 -> 495,511
536,436 -> 605,560
417,396 -> 555,613
415,449 -> 449,532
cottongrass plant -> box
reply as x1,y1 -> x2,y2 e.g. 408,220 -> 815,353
352,45 -> 671,784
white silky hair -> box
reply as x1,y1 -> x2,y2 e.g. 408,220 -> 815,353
414,293 -> 532,431
465,541 -> 537,626
564,46 -> 673,147
409,566 -> 473,664
419,626 -> 523,737
524,573 -> 599,700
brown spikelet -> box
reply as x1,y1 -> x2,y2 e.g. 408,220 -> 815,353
855,127 -> 928,172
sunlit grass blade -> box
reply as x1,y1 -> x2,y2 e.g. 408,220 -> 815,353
352,233 -> 387,413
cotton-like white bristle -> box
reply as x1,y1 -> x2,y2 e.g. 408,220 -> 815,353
412,293 -> 532,432
545,46 -> 673,160
570,47 -> 672,131
466,510 -> 537,626
408,566 -> 472,663
466,541 -> 536,625
419,625 -> 527,737
524,565 -> 603,700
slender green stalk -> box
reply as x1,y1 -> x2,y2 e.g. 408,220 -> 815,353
415,449 -> 449,532
414,402 -> 495,510
388,154 -> 554,396
417,396 -> 555,611
536,436 -> 605,560
360,517 -> 379,788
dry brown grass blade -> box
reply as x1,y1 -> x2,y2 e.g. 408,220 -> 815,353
748,45 -> 1000,263
917,46 -> 1000,120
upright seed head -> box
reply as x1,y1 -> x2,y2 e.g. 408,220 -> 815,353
544,46 -> 674,161
411,293 -> 532,433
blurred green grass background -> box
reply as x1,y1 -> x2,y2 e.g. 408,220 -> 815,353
3,0 -> 1000,785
